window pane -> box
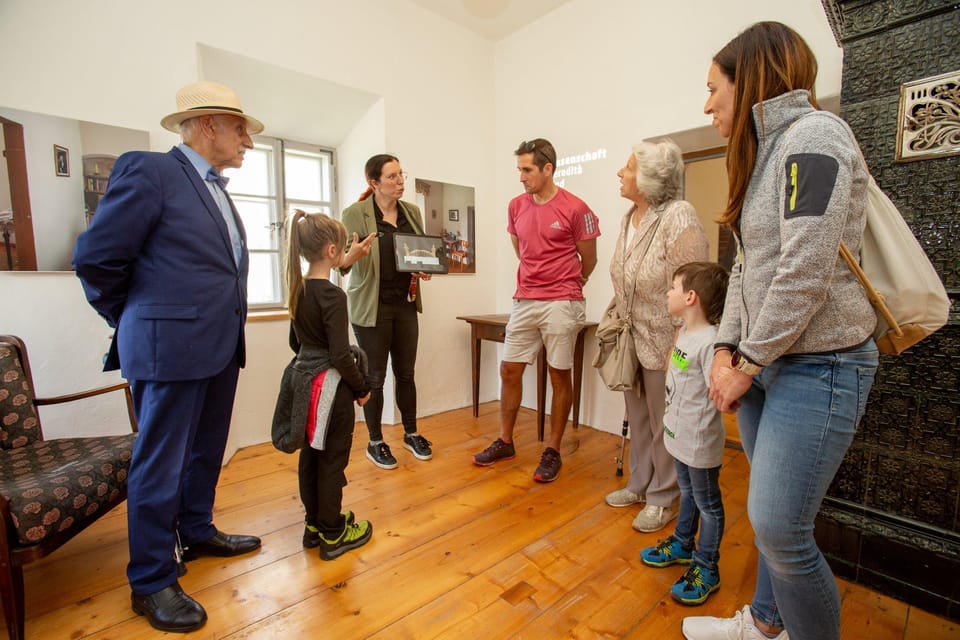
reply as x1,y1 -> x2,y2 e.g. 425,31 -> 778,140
225,137 -> 335,309
287,202 -> 332,216
247,252 -> 282,305
234,197 -> 278,250
225,145 -> 273,196
285,150 -> 328,202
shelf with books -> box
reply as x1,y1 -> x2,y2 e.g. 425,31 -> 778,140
82,154 -> 116,223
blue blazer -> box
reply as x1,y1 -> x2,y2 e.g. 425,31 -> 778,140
74,147 -> 248,381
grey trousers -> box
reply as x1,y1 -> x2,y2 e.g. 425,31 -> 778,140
623,367 -> 679,507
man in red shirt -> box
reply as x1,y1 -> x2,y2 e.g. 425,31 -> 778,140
473,138 -> 600,482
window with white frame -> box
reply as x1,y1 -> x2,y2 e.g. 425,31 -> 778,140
225,138 -> 336,307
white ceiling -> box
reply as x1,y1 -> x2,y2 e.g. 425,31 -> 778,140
409,0 -> 574,40
199,45 -> 380,147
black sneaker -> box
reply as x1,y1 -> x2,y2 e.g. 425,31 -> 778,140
403,433 -> 433,460
318,520 -> 373,561
472,438 -> 516,466
366,442 -> 398,470
303,511 -> 355,548
533,447 -> 562,483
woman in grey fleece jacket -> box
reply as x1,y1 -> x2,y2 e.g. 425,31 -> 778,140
681,23 -> 879,640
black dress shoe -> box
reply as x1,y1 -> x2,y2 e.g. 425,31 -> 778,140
182,530 -> 261,561
131,582 -> 207,633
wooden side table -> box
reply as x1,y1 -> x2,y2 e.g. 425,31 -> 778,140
456,314 -> 597,441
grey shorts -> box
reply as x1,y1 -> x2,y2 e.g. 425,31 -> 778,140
502,299 -> 586,370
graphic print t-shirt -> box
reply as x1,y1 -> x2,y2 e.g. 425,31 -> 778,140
663,324 -> 724,468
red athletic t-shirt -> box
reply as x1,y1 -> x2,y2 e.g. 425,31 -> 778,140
507,188 -> 600,300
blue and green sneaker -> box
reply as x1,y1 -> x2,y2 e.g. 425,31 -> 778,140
640,535 -> 693,567
670,564 -> 720,605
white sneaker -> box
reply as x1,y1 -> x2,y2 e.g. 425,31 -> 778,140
632,504 -> 677,532
605,488 -> 642,508
682,605 -> 789,640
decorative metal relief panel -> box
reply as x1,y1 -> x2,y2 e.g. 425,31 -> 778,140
896,69 -> 960,162
822,0 -> 958,45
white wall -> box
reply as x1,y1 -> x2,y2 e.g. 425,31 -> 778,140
0,273 -> 130,433
78,121 -> 150,157
0,0 -> 499,458
492,0 -> 844,434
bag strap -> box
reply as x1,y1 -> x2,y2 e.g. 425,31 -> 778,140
786,112 -> 902,338
622,210 -> 662,317
839,240 -> 902,337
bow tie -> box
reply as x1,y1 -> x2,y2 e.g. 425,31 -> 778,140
206,168 -> 229,189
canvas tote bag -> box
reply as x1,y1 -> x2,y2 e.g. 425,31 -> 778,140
832,118 -> 950,355
838,176 -> 949,354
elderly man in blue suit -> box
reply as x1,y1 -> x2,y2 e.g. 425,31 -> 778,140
74,81 -> 263,633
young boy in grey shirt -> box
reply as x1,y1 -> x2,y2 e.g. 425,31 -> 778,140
640,261 -> 729,606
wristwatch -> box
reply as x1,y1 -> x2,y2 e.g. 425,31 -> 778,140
731,350 -> 763,376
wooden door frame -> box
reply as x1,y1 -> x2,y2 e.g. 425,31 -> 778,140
1,116 -> 38,270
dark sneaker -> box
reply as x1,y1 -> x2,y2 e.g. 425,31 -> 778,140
403,433 -> 433,460
366,442 -> 398,470
533,447 -> 562,482
318,520 -> 373,561
303,511 -> 355,548
472,438 -> 516,466
640,535 -> 694,567
670,564 -> 720,605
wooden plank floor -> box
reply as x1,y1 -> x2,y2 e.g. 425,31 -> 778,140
8,403 -> 957,639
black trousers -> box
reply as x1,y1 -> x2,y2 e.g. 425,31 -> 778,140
298,381 -> 356,536
352,298 -> 419,441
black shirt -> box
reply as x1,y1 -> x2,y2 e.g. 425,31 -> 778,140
290,278 -> 368,397
373,199 -> 415,305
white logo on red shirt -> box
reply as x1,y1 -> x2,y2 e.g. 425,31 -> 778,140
584,212 -> 596,235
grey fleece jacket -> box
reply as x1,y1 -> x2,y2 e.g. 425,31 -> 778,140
717,90 -> 875,365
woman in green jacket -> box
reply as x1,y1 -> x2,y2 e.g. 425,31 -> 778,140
341,154 -> 433,470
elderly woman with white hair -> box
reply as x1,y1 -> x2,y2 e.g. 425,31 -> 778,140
604,140 -> 710,532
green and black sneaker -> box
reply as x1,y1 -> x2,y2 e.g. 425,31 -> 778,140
318,519 -> 373,560
303,511 -> 355,548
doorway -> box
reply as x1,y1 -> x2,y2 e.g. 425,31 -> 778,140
0,116 -> 37,270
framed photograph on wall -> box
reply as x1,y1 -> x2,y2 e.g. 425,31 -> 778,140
448,209 -> 459,222
54,145 -> 69,177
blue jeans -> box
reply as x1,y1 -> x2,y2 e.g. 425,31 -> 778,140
673,462 -> 724,572
739,342 -> 877,640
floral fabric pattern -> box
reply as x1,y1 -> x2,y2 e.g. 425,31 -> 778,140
0,344 -> 41,449
0,436 -> 134,544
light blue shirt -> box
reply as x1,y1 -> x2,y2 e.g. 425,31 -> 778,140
177,143 -> 243,266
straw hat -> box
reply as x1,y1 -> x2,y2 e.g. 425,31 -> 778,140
160,81 -> 264,134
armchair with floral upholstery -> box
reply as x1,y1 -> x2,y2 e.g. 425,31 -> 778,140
0,335 -> 137,640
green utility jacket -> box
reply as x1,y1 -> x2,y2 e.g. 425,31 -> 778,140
340,198 -> 425,327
